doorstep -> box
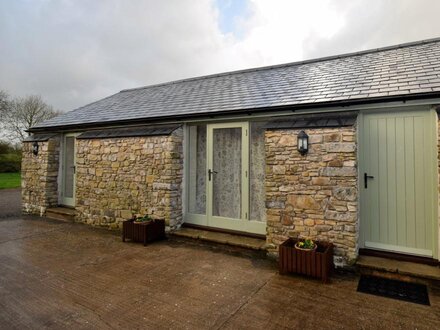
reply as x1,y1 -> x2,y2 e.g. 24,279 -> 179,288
170,227 -> 267,251
357,255 -> 440,284
45,207 -> 76,222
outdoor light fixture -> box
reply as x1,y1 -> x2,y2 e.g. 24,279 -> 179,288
32,141 -> 39,156
297,130 -> 309,155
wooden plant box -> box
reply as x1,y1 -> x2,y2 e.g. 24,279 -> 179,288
122,219 -> 166,246
279,238 -> 334,283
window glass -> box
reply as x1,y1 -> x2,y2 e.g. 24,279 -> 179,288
188,125 -> 206,214
250,122 -> 266,222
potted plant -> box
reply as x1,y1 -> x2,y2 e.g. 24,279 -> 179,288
279,237 -> 333,283
133,214 -> 153,224
122,214 -> 166,246
294,238 -> 317,251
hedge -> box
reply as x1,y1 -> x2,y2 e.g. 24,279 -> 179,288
0,154 -> 21,173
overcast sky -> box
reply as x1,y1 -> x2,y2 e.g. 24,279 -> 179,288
1,0 -> 440,112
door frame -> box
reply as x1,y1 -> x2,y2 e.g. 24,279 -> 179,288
60,133 -> 79,207
358,106 -> 439,259
183,121 -> 266,235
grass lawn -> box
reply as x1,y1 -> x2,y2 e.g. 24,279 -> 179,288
0,172 -> 21,189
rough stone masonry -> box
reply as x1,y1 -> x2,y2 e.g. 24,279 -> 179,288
264,125 -> 358,265
22,137 -> 60,216
22,129 -> 184,230
75,128 -> 184,229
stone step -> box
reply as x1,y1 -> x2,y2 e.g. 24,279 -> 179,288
356,255 -> 440,284
170,227 -> 267,251
45,207 -> 76,223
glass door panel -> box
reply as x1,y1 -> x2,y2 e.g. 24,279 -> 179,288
212,127 -> 242,219
62,135 -> 76,206
187,125 -> 207,215
249,121 -> 266,222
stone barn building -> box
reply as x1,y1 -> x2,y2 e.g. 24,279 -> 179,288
22,38 -> 440,267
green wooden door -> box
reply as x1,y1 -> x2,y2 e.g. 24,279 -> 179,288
360,109 -> 437,258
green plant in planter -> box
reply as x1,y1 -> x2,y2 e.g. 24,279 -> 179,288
133,214 -> 153,223
295,238 -> 317,251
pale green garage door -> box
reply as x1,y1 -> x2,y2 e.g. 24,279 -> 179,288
359,108 -> 438,258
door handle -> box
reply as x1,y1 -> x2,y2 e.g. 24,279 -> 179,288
208,169 -> 217,181
364,172 -> 374,189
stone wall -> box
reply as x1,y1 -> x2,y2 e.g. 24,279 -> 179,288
22,137 -> 60,216
265,125 -> 358,265
75,128 -> 183,230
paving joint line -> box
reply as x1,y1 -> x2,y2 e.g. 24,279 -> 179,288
215,274 -> 274,329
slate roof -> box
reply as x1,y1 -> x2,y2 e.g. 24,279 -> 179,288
23,133 -> 57,142
33,38 -> 440,131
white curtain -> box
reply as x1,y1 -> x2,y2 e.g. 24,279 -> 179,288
212,128 -> 242,219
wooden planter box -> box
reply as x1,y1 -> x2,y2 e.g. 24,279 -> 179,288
279,238 -> 334,283
122,219 -> 166,246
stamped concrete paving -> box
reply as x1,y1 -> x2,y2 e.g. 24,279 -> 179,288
1,217 -> 440,329
0,188 -> 21,219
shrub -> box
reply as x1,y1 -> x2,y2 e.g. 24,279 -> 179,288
0,153 -> 21,172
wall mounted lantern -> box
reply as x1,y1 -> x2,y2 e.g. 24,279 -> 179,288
297,130 -> 309,155
32,141 -> 39,156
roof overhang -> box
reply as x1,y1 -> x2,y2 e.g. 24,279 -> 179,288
76,125 -> 180,139
23,133 -> 57,142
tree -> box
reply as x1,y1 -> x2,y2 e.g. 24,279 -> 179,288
0,93 -> 60,142
0,90 -> 8,118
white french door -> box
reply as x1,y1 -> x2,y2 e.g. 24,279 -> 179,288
185,122 -> 266,235
207,122 -> 249,232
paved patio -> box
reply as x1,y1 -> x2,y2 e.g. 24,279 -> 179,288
0,188 -> 21,219
0,216 -> 439,329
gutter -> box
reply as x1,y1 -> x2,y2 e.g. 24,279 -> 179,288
28,92 -> 440,133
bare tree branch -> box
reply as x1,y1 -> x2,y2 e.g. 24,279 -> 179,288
0,92 -> 60,142
0,90 -> 9,121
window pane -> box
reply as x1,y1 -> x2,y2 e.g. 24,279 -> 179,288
250,122 -> 266,222
188,125 -> 206,214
